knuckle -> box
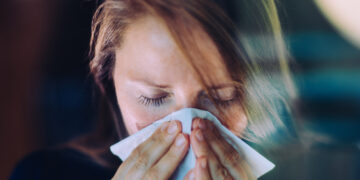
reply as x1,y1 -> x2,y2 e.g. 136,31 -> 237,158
131,152 -> 151,171
132,158 -> 147,171
150,132 -> 167,144
123,170 -> 139,180
132,146 -> 142,157
214,162 -> 224,173
127,147 -> 142,162
215,168 -> 226,179
166,148 -> 179,160
144,169 -> 160,180
149,131 -> 161,141
216,167 -> 232,180
131,144 -> 145,157
223,151 -> 241,167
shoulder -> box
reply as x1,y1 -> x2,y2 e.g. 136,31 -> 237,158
10,147 -> 119,180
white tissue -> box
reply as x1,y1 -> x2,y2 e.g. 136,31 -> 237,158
110,108 -> 275,179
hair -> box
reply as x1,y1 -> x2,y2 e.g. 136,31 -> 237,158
84,0 -> 297,166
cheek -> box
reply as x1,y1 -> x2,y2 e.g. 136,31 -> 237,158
114,80 -> 163,134
116,92 -> 171,135
117,99 -> 158,135
220,104 -> 248,136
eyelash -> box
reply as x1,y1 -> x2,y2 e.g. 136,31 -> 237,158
138,94 -> 238,107
213,92 -> 239,107
138,95 -> 169,107
215,98 -> 238,108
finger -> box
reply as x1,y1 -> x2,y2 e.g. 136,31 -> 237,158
191,128 -> 232,180
192,117 -> 206,131
121,120 -> 181,179
190,127 -> 211,158
183,169 -> 195,180
144,133 -> 190,180
204,120 -> 255,180
195,157 -> 211,180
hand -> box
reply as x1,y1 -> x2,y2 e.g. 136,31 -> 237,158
184,118 -> 256,180
112,120 -> 190,180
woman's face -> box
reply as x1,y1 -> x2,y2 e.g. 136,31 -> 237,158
113,16 -> 247,135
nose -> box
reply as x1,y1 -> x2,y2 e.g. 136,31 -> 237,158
172,91 -> 202,112
183,94 -> 201,109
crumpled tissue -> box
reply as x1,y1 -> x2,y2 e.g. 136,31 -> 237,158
110,108 -> 275,179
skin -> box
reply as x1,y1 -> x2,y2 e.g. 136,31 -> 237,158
112,15 -> 254,180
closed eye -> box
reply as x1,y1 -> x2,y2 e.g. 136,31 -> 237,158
138,94 -> 170,107
210,86 -> 239,107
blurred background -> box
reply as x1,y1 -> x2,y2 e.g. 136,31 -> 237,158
1,0 -> 359,179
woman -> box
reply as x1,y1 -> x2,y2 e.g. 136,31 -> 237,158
11,0 -> 296,179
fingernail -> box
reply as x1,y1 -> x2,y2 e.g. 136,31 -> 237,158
192,118 -> 199,129
175,134 -> 185,146
189,171 -> 195,180
167,121 -> 178,134
201,158 -> 207,168
196,130 -> 204,141
199,119 -> 206,130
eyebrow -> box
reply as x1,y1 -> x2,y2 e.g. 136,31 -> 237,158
208,83 -> 237,90
133,78 -> 238,90
132,78 -> 170,89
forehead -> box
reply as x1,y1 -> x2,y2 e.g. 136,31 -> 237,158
114,15 -> 232,85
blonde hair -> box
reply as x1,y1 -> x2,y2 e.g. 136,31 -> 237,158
89,0 -> 297,148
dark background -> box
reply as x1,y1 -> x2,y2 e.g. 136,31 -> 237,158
1,0 -> 359,179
